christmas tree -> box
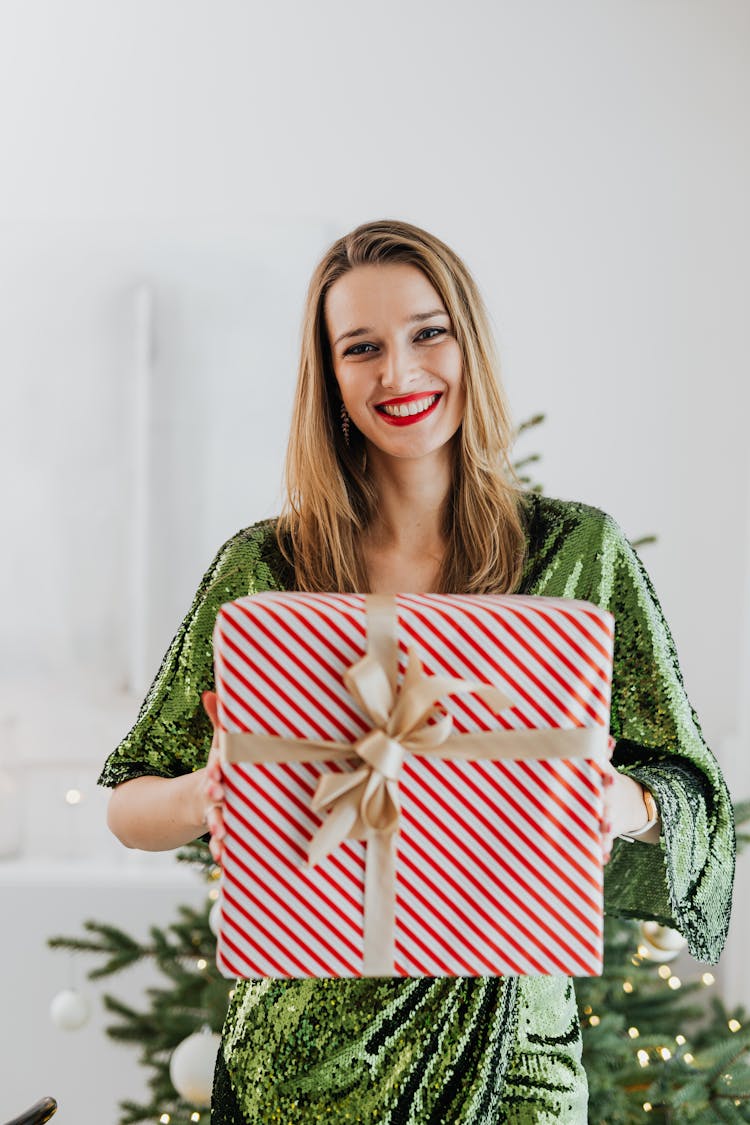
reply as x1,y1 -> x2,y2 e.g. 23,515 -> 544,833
48,838 -> 749,1124
49,414 -> 744,1123
49,843 -> 226,1125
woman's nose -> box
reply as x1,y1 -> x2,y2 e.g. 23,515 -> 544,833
379,344 -> 419,391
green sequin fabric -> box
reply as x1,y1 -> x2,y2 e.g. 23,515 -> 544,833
98,493 -> 735,1124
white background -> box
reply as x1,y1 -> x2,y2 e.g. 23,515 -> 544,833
0,2 -> 748,1122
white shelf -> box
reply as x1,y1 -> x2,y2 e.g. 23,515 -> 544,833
0,856 -> 206,888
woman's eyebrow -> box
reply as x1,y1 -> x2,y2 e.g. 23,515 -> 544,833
334,309 -> 448,347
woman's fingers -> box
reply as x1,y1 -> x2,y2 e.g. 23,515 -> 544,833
199,706 -> 225,866
202,690 -> 220,730
206,804 -> 225,867
601,748 -> 616,864
206,805 -> 225,838
206,744 -> 223,783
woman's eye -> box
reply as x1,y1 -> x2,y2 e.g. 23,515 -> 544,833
343,327 -> 445,357
344,342 -> 376,356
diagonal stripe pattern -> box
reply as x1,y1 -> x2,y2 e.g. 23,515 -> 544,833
213,592 -> 614,979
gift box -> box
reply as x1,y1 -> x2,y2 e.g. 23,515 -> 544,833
212,591 -> 613,979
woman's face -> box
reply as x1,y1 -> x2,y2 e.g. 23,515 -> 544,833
325,263 -> 465,463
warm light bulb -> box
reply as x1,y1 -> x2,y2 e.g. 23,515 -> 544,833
668,976 -> 682,990
622,981 -> 633,993
160,1116 -> 170,1124
197,958 -> 207,970
684,1053 -> 695,1064
209,888 -> 220,901
660,1047 -> 672,1060
637,944 -> 649,957
643,1103 -> 652,1113
658,965 -> 671,980
583,1005 -> 592,1015
628,1027 -> 639,1039
190,1115 -> 201,1122
675,1035 -> 686,1046
729,1019 -> 742,1032
637,1050 -> 650,1068
65,788 -> 82,805
702,972 -> 715,986
589,1015 -> 600,1027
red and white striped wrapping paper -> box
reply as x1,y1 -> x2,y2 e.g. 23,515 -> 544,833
212,591 -> 614,979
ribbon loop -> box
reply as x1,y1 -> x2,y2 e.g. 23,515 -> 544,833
355,729 -> 406,781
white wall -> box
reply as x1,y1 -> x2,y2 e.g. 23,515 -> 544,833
0,1 -> 748,1120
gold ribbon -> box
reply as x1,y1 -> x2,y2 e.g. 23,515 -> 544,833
220,594 -> 607,975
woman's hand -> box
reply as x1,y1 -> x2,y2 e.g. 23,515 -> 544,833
600,735 -> 650,864
199,690 -> 226,866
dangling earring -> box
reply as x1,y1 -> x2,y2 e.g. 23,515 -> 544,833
340,402 -> 351,446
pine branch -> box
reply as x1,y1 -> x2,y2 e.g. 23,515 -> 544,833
514,412 -> 546,436
733,800 -> 750,830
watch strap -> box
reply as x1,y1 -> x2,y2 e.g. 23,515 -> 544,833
618,788 -> 661,843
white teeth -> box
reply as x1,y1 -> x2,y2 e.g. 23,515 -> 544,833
381,394 -> 438,418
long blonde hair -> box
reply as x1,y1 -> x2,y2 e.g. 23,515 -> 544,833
277,219 -> 529,594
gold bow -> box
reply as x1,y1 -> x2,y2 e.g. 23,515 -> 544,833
219,594 -> 607,975
307,636 -> 513,866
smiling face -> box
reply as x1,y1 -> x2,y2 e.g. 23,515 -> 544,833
324,263 -> 465,464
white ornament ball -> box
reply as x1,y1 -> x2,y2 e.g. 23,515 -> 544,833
639,921 -> 688,962
169,1027 -> 221,1106
208,898 -> 222,938
50,988 -> 91,1030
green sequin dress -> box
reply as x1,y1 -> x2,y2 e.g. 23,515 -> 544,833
98,492 -> 735,1124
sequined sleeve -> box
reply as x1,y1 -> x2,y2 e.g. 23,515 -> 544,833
593,513 -> 735,963
97,521 -> 281,789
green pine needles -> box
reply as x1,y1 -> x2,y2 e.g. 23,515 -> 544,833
49,848 -> 227,1125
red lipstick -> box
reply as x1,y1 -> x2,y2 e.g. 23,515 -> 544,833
375,392 -> 443,427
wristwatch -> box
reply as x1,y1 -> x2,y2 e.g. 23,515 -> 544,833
619,787 -> 660,843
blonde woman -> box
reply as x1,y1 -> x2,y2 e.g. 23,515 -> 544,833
100,220 -> 734,1124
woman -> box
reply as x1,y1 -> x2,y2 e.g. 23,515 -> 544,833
100,219 -> 734,1123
